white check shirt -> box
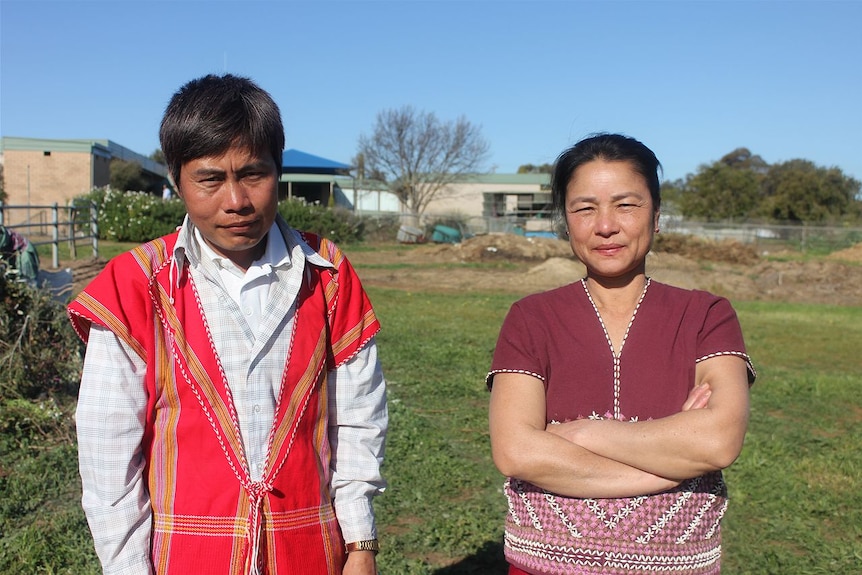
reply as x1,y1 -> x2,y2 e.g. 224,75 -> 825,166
76,218 -> 387,574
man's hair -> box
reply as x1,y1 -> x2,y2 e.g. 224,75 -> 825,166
159,74 -> 285,185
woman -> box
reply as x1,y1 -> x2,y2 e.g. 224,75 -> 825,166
488,134 -> 754,575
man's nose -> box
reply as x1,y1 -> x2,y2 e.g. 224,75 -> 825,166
225,180 -> 251,210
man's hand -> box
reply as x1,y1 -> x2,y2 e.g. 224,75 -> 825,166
343,550 -> 377,575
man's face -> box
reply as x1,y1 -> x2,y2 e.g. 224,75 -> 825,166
176,147 -> 279,271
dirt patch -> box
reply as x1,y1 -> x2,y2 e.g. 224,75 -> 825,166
347,234 -> 862,306
829,241 -> 862,263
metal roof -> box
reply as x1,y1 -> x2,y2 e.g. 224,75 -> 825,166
282,149 -> 352,174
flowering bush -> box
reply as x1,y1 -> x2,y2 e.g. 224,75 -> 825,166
77,187 -> 186,243
77,189 -> 368,244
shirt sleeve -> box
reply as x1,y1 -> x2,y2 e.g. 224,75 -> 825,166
326,336 -> 388,544
75,325 -> 153,574
486,301 -> 547,389
696,295 -> 757,384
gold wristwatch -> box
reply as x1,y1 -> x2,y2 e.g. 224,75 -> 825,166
345,539 -> 380,555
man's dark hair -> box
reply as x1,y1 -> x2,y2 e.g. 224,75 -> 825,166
159,74 -> 285,185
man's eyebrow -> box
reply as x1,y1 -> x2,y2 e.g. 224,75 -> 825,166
189,167 -> 226,178
236,161 -> 273,174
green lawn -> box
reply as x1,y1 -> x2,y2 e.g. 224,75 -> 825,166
1,282 -> 860,574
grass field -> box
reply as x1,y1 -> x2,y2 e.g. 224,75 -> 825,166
369,292 -> 862,574
2,273 -> 860,573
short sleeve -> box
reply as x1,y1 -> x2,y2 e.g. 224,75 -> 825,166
486,301 -> 547,389
697,295 -> 756,384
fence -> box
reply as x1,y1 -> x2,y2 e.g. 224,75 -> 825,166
0,201 -> 99,268
661,218 -> 862,254
358,209 -> 862,253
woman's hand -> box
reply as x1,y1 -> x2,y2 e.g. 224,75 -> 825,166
547,383 -> 712,442
682,383 -> 712,411
548,356 -> 750,481
490,372 -> 681,498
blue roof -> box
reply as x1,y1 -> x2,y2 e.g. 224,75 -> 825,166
282,149 -> 352,173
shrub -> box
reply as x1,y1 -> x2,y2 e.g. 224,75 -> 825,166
0,273 -> 82,467
76,187 -> 186,243
0,273 -> 83,400
358,213 -> 402,242
278,197 -> 365,244
78,189 -> 369,245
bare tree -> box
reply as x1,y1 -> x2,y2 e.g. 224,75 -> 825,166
357,106 -> 490,218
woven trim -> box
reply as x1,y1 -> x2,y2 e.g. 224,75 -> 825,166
695,350 -> 757,381
486,368 -> 545,389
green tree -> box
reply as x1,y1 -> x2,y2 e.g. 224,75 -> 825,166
678,162 -> 762,221
517,163 -> 553,174
109,159 -> 149,192
357,106 -> 490,218
0,163 -> 6,202
759,159 -> 862,223
150,149 -> 166,165
659,178 -> 686,215
718,147 -> 769,173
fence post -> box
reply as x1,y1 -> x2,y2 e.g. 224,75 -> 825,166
52,203 -> 60,268
69,205 -> 78,260
90,201 -> 99,259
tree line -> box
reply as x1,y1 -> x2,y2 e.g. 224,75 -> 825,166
660,148 -> 861,224
92,108 -> 862,226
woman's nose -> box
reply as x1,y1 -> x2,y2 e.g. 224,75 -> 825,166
594,208 -> 618,235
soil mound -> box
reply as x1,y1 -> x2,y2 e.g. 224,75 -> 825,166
828,241 -> 862,263
653,233 -> 759,265
416,234 -> 573,262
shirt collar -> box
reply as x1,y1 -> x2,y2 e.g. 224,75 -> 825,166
169,215 -> 334,289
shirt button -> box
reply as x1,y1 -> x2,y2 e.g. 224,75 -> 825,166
243,306 -> 253,316
253,405 -> 261,413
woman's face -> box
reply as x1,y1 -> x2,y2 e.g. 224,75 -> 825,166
564,159 -> 659,283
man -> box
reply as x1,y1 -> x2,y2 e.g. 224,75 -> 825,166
69,74 -> 387,575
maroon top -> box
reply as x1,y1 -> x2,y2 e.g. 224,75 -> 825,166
488,279 -> 755,575
488,280 -> 755,423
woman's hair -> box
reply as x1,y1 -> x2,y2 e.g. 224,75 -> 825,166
159,74 -> 285,185
551,133 -> 662,217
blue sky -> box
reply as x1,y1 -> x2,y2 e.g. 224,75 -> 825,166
2,0 -> 860,183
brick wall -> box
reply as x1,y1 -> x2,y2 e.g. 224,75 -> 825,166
2,149 -> 94,224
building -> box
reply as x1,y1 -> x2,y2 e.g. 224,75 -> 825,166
0,137 -> 167,225
1,136 -> 553,234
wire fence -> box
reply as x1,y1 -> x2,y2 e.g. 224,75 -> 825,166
358,209 -> 862,253
661,217 -> 862,254
0,201 -> 99,268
